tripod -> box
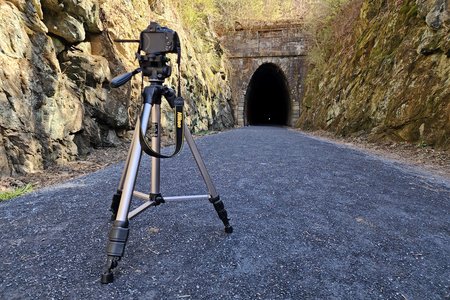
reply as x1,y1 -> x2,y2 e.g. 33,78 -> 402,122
100,54 -> 233,284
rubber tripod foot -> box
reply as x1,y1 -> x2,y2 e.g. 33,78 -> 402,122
101,271 -> 114,284
225,226 -> 233,234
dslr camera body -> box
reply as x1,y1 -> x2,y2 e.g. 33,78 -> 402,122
138,22 -> 180,80
139,22 -> 180,54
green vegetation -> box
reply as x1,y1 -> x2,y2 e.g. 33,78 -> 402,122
0,184 -> 33,201
172,0 -> 308,33
171,0 -> 217,34
213,0 -> 301,28
304,0 -> 362,65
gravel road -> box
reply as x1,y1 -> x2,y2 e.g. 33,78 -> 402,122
1,126 -> 449,299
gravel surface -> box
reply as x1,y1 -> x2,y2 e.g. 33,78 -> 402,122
1,126 -> 449,299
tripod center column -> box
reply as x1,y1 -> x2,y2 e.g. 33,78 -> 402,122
150,104 -> 161,194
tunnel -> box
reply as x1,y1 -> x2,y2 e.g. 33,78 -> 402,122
245,63 -> 291,126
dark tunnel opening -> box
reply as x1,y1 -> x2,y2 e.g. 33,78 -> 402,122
245,63 -> 291,126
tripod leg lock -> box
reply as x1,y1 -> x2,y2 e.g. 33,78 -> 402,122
101,220 -> 129,284
209,195 -> 233,234
106,220 -> 130,257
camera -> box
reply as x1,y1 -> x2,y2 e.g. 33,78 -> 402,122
111,22 -> 181,83
139,22 -> 180,55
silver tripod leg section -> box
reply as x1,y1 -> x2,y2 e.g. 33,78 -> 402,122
150,104 -> 161,195
117,121 -> 141,190
115,103 -> 153,222
183,123 -> 219,198
109,118 -> 141,218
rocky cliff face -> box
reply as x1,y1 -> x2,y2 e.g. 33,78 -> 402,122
0,0 -> 234,176
297,0 -> 449,149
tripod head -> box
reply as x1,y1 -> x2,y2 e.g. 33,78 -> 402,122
138,53 -> 172,81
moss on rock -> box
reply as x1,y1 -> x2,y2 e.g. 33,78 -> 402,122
297,0 -> 449,150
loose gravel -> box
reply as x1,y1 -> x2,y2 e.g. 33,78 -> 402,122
1,126 -> 449,299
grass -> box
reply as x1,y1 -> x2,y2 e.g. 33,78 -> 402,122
0,184 -> 33,201
172,0 -> 310,33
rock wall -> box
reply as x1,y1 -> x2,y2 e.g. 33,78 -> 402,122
297,0 -> 449,149
0,0 -> 234,176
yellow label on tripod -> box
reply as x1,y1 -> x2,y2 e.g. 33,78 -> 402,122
177,112 -> 183,128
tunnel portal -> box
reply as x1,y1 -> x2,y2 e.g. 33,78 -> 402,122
245,63 -> 291,126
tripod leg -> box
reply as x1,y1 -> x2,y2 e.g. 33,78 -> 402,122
184,124 -> 233,233
101,103 -> 152,284
110,124 -> 142,219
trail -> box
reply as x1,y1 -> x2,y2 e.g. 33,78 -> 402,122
1,127 -> 449,299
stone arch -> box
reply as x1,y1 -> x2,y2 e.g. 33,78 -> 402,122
244,63 -> 291,126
